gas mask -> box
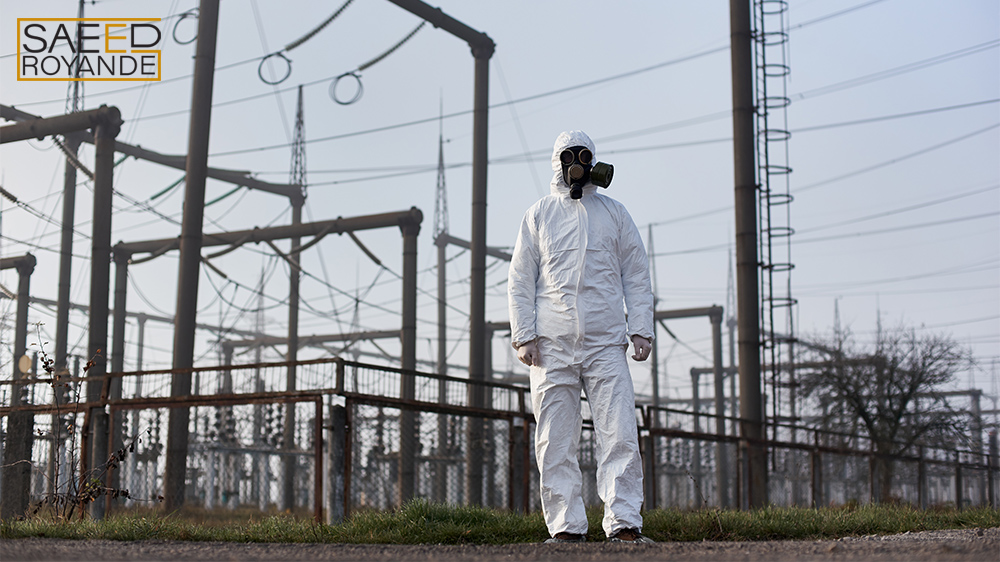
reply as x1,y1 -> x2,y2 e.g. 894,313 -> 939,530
559,145 -> 614,199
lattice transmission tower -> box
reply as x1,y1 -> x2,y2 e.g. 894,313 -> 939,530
290,85 -> 307,193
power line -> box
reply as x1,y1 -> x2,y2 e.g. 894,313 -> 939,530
815,285 -> 1000,298
791,39 -> 999,101
207,38 -> 996,158
654,211 -> 998,259
795,122 -> 1000,193
798,257 -> 999,291
789,0 -> 892,31
646,118 -> 1000,231
206,45 -> 730,158
308,99 -> 999,188
800,184 -> 999,234
794,211 -> 999,245
791,99 -> 999,134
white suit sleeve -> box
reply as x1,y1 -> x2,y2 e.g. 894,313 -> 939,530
619,209 -> 655,341
508,212 -> 539,348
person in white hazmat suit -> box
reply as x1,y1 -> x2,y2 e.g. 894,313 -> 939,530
508,130 -> 655,544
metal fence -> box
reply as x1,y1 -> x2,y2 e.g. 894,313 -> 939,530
2,358 -> 997,521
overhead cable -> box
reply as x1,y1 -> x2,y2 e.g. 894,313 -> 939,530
795,122 -> 1000,193
257,0 -> 355,85
209,38 -> 995,158
330,22 -> 426,104
285,0 -> 354,52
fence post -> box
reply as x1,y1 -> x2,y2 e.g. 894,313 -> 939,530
918,446 -> 926,510
642,408 -> 657,510
314,398 -> 323,523
955,451 -> 963,510
327,404 -> 346,524
988,431 -> 997,510
811,430 -> 822,508
522,419 -> 532,513
343,400 -> 353,518
335,359 -> 345,393
509,418 -> 530,513
869,440 -> 877,503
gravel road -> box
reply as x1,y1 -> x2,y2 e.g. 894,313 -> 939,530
2,527 -> 997,561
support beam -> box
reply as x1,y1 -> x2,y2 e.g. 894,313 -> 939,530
117,208 -> 423,256
730,0 -> 767,509
0,254 -> 36,519
55,134 -> 81,393
223,330 -> 400,350
86,108 -> 123,519
436,232 -> 511,261
166,0 -> 221,512
0,105 -> 118,144
398,218 -> 420,504
1,104 -> 300,200
15,293 -> 268,340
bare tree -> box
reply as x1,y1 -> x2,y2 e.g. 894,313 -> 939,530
799,325 -> 974,503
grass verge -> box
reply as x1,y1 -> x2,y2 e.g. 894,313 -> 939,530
1,501 -> 997,544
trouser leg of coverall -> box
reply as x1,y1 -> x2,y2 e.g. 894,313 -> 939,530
530,361 -> 587,536
582,346 -> 644,536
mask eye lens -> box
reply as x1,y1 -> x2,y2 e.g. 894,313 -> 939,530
578,149 -> 593,165
560,150 -> 575,165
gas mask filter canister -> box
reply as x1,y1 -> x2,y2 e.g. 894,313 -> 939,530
560,146 -> 614,199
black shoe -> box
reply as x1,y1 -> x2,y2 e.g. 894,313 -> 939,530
608,528 -> 655,543
544,532 -> 587,543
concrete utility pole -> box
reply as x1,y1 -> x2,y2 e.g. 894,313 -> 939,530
86,106 -> 123,519
384,0 -> 495,505
0,254 -> 35,519
165,0 -> 220,512
730,0 -> 767,509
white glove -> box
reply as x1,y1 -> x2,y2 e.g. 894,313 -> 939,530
631,335 -> 652,362
517,340 -> 540,367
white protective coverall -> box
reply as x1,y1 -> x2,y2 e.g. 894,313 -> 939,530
507,130 -> 654,537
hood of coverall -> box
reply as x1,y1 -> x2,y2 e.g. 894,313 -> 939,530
550,130 -> 598,197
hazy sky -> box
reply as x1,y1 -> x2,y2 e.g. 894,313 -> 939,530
1,1 -> 997,414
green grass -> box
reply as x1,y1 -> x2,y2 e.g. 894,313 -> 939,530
1,500 -> 997,544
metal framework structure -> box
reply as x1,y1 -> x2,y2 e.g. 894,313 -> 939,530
2,357 -> 995,520
753,0 -> 798,450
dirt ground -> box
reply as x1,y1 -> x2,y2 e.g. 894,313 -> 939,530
2,527 -> 997,561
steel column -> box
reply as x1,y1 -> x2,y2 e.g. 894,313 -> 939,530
107,247 -> 130,500
86,110 -> 122,519
730,0 -> 767,509
0,106 -> 117,144
384,0 -> 494,506
711,310 -> 730,507
55,135 -> 82,394
434,235 -> 448,503
398,218 -> 420,504
281,200 -> 303,511
0,254 -> 36,519
51,135 -> 79,504
165,0 -> 220,512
